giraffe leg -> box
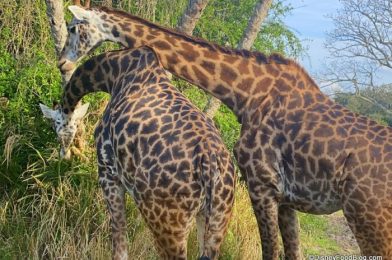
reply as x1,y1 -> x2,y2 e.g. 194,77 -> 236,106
137,201 -> 193,260
240,161 -> 282,260
341,181 -> 392,257
278,206 -> 302,260
196,212 -> 228,260
249,190 -> 280,260
196,191 -> 234,260
99,166 -> 128,260
234,139 -> 282,259
343,204 -> 392,257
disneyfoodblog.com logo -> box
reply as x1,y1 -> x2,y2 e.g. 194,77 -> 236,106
308,255 -> 382,260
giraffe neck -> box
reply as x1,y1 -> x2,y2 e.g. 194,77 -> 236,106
62,49 -> 153,115
94,7 -> 293,120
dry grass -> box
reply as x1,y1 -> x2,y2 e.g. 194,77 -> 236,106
0,0 -> 51,59
220,183 -> 261,259
1,171 -> 356,259
0,175 -> 259,259
2,134 -> 21,167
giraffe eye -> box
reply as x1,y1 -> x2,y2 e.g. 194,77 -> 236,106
69,26 -> 76,34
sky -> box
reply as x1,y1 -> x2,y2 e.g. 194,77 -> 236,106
283,0 -> 339,73
282,0 -> 392,89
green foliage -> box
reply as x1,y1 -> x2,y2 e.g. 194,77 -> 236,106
196,0 -> 303,57
334,86 -> 392,126
118,0 -> 186,26
0,0 -> 63,193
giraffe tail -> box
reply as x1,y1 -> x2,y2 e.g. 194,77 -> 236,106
197,143 -> 221,260
201,148 -> 219,220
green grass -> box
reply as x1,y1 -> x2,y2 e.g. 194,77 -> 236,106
299,213 -> 341,256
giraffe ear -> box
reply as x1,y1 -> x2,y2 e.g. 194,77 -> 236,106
68,5 -> 92,21
73,103 -> 89,120
40,103 -> 56,120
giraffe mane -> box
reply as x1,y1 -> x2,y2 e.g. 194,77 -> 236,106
92,7 -> 287,64
90,6 -> 319,91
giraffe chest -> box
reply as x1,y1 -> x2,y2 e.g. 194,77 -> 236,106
280,179 -> 342,214
236,121 -> 345,214
273,149 -> 344,214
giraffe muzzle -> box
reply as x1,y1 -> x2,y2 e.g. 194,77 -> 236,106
58,59 -> 76,74
60,147 -> 72,160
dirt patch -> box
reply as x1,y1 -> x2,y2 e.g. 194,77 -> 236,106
326,211 -> 360,254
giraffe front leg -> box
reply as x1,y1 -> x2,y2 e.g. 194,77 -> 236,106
278,206 -> 302,260
99,166 -> 128,260
234,139 -> 282,259
248,185 -> 281,260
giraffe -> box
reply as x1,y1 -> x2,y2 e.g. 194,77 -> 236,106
41,46 -> 236,260
58,6 -> 392,258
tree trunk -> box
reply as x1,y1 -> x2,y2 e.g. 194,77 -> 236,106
45,0 -> 67,57
73,0 -> 90,8
238,0 -> 273,50
177,0 -> 210,35
204,95 -> 222,119
163,0 -> 209,81
203,0 -> 273,118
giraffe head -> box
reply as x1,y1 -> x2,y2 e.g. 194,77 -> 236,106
39,103 -> 89,159
58,5 -> 107,75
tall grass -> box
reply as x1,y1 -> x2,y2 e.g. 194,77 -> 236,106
0,177 -> 261,259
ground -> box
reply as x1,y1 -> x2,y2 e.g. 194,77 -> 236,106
325,212 -> 360,254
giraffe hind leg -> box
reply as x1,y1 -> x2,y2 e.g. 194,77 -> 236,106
99,166 -> 128,260
341,180 -> 392,257
343,204 -> 392,257
137,201 -> 194,260
196,181 -> 235,259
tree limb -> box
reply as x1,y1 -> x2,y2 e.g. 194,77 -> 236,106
177,0 -> 210,35
204,0 -> 273,118
45,0 -> 67,57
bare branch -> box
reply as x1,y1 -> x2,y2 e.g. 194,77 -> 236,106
326,0 -> 392,70
356,94 -> 392,115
